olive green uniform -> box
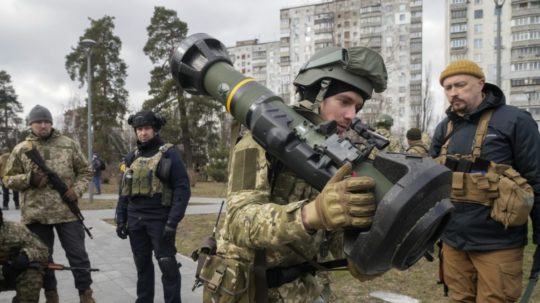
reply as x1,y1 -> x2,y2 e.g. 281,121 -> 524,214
0,221 -> 48,302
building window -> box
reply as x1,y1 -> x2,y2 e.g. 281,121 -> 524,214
474,24 -> 483,34
451,9 -> 467,19
450,39 -> 467,48
511,61 -> 540,71
450,53 -> 466,61
474,10 -> 483,19
474,0 -> 482,4
474,38 -> 483,49
512,46 -> 540,57
450,23 -> 467,33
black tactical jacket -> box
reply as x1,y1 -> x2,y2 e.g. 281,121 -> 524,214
430,83 -> 540,250
116,135 -> 191,227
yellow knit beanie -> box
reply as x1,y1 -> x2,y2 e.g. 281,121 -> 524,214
439,59 -> 485,85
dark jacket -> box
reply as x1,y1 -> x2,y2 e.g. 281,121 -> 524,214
430,83 -> 540,250
115,135 -> 191,227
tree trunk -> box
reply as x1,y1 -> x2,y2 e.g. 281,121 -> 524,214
177,91 -> 193,170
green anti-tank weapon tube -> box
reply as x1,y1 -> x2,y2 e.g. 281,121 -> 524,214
171,33 -> 454,275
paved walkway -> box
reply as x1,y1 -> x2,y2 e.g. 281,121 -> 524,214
0,197 -> 224,303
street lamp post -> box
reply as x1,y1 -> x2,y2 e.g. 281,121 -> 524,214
80,38 -> 96,203
494,0 -> 506,87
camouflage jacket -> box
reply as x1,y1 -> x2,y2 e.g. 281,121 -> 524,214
0,152 -> 9,177
0,221 -> 48,280
217,132 -> 334,301
2,130 -> 91,225
368,128 -> 402,159
406,140 -> 429,156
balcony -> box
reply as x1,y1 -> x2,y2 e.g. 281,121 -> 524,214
512,7 -> 540,18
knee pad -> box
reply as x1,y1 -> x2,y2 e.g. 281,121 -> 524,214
158,256 -> 180,279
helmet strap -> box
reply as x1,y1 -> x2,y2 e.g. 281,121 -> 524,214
312,79 -> 332,114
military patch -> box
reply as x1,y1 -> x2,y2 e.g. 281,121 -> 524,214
230,148 -> 258,192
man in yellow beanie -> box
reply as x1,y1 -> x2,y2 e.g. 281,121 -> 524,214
430,59 -> 540,302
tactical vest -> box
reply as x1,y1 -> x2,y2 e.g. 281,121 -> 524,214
121,143 -> 174,206
434,110 -> 534,228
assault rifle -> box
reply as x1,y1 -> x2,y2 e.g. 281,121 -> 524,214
25,148 -> 93,239
2,260 -> 99,272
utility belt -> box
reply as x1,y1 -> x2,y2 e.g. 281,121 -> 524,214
266,259 -> 346,289
197,253 -> 346,302
435,155 -> 534,228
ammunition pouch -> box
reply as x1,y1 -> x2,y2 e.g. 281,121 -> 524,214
161,185 -> 173,207
120,169 -> 133,197
491,167 -> 534,228
157,157 -> 172,182
435,155 -> 534,228
200,255 -> 253,303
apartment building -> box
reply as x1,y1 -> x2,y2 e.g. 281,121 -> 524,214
446,0 -> 540,126
227,0 -> 424,134
227,39 -> 282,96
280,0 -> 424,134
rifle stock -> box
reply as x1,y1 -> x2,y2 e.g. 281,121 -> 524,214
24,148 -> 93,239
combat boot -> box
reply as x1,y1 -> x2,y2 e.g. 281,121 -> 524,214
79,288 -> 96,303
45,289 -> 59,303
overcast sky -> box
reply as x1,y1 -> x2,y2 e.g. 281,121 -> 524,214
0,0 -> 445,124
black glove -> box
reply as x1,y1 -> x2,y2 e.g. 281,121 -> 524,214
162,224 -> 177,244
3,253 -> 29,279
116,222 -> 128,240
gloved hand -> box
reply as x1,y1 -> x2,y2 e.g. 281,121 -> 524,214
63,188 -> 78,202
162,224 -> 177,244
3,253 -> 30,279
116,222 -> 128,239
10,253 -> 30,271
30,172 -> 48,188
347,258 -> 382,282
302,162 -> 376,230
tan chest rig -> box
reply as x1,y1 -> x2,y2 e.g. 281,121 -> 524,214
121,143 -> 174,206
434,110 -> 534,228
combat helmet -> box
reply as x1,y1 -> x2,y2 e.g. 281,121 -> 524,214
128,110 -> 166,131
294,46 -> 388,113
375,114 -> 394,129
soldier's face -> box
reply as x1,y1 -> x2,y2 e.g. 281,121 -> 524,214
442,74 -> 485,116
320,91 -> 364,135
135,125 -> 156,143
30,121 -> 53,138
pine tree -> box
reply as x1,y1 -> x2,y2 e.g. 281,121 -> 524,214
65,16 -> 129,162
0,70 -> 23,148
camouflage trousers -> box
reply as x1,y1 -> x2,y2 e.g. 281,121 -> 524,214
0,268 -> 43,303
